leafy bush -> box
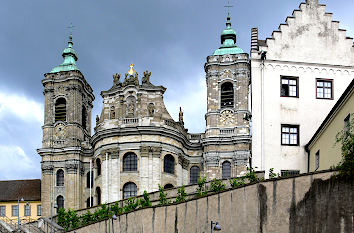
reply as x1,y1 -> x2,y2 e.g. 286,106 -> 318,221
229,176 -> 246,188
158,184 -> 169,205
196,176 -> 208,197
176,186 -> 187,203
139,190 -> 152,208
269,168 -> 277,179
81,211 -> 94,226
111,201 -> 123,216
245,167 -> 259,183
57,208 -> 70,230
335,116 -> 354,178
210,179 -> 226,192
123,197 -> 139,212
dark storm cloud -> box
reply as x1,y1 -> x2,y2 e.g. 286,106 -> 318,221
0,0 -> 352,180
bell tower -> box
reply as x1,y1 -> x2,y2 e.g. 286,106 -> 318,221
203,14 -> 251,179
38,34 -> 95,216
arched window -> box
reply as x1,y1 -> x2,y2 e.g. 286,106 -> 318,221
123,153 -> 138,172
190,166 -> 200,184
56,169 -> 64,186
55,98 -> 66,122
123,182 -> 137,199
56,196 -> 64,213
96,187 -> 101,205
86,171 -> 94,188
86,197 -> 93,208
164,154 -> 175,174
96,159 -> 101,176
222,161 -> 231,179
164,184 -> 174,189
82,106 -> 87,130
221,82 -> 234,108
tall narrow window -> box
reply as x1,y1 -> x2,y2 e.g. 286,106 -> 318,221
221,82 -> 234,108
281,124 -> 299,146
56,196 -> 64,212
56,169 -> 64,186
86,171 -> 94,188
164,154 -> 175,174
123,152 -> 138,172
55,98 -> 66,122
96,187 -> 101,205
37,205 -> 42,216
344,114 -> 350,133
123,182 -> 137,199
315,150 -> 320,171
222,161 -> 231,179
24,205 -> 31,216
12,205 -> 18,217
281,77 -> 298,97
190,166 -> 200,184
96,159 -> 101,176
86,197 -> 93,208
316,79 -> 333,99
82,106 -> 87,130
0,206 -> 5,216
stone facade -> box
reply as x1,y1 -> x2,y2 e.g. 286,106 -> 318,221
38,16 -> 251,216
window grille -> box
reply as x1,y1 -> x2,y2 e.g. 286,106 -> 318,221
55,98 -> 66,122
221,82 -> 234,108
123,153 -> 138,172
281,77 -> 298,97
222,161 -> 231,179
123,182 -> 137,199
0,206 -> 5,216
56,169 -> 64,186
190,166 -> 200,184
12,205 -> 18,217
281,125 -> 299,146
37,205 -> 41,216
24,205 -> 31,216
56,196 -> 64,213
316,79 -> 333,99
164,154 -> 175,174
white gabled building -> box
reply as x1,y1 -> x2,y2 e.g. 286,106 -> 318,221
250,0 -> 354,177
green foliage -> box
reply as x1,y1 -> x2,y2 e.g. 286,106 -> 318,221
56,208 -> 79,231
123,197 -> 139,212
335,116 -> 354,178
269,168 -> 277,179
229,176 -> 246,188
67,209 -> 79,229
111,201 -> 123,216
210,179 -> 226,192
139,190 -> 152,208
245,167 -> 260,183
158,184 -> 169,205
176,186 -> 187,203
196,176 -> 208,197
80,211 -> 94,226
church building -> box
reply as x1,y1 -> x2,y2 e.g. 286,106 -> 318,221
38,14 -> 251,217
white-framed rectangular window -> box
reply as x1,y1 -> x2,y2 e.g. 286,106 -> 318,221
24,205 -> 31,216
316,79 -> 333,99
281,76 -> 298,97
37,205 -> 42,216
0,206 -> 5,216
12,205 -> 18,217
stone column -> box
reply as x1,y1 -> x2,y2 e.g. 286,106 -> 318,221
41,164 -> 53,217
65,160 -> 80,210
151,147 -> 162,192
140,146 -> 150,193
108,149 -> 120,202
101,153 -> 109,203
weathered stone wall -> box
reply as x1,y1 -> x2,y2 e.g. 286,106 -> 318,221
69,170 -> 353,233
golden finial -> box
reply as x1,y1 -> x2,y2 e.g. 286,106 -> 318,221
128,64 -> 135,75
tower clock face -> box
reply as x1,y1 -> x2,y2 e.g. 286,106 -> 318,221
220,110 -> 234,126
55,123 -> 66,138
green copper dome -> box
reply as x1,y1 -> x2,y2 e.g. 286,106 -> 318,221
213,15 -> 244,56
50,34 -> 79,73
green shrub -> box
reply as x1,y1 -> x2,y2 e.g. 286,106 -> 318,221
80,211 -> 94,226
158,184 -> 170,205
67,209 -> 79,229
245,167 -> 259,183
210,179 -> 226,193
196,176 -> 208,197
176,186 -> 187,203
123,197 -> 139,212
139,190 -> 152,208
229,176 -> 246,188
57,208 -> 70,230
269,168 -> 277,179
111,201 -> 123,216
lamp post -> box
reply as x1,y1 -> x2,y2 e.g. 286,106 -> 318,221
17,197 -> 24,231
211,221 -> 221,233
108,212 -> 117,233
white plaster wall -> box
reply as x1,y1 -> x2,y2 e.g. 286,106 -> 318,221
109,158 -> 120,201
252,60 -> 353,177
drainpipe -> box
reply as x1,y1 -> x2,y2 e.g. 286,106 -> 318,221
260,51 -> 266,171
106,152 -> 108,202
89,159 -> 92,207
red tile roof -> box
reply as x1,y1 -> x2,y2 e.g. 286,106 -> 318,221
0,179 -> 41,201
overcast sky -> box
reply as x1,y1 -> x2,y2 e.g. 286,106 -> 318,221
0,0 -> 353,180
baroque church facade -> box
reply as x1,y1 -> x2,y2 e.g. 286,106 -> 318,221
38,15 -> 251,216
